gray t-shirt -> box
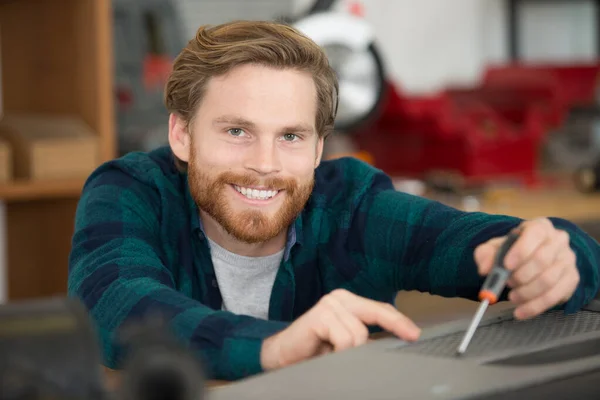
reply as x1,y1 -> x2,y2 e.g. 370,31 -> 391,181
207,238 -> 283,320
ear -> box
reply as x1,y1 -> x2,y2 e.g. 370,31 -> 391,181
314,136 -> 324,168
168,113 -> 191,162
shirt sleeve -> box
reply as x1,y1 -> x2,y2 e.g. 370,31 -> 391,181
354,173 -> 600,314
67,168 -> 289,381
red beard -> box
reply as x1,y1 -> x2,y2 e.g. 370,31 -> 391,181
187,152 -> 314,244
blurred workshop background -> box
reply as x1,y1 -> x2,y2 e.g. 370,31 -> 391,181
0,0 -> 599,324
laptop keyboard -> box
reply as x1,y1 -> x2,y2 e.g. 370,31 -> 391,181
394,310 -> 600,358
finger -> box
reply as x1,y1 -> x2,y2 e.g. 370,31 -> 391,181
514,263 -> 579,320
319,309 -> 356,352
474,237 -> 504,275
509,243 -> 574,304
332,290 -> 421,341
325,294 -> 370,347
509,262 -> 565,305
504,219 -> 553,270
509,231 -> 566,288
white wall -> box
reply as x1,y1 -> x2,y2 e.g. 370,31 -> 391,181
516,0 -> 596,62
309,0 -> 598,94
362,0 -> 487,94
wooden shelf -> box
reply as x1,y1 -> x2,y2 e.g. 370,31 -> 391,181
0,0 -> 116,300
0,178 -> 86,202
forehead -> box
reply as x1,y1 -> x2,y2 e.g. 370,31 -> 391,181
197,64 -> 318,128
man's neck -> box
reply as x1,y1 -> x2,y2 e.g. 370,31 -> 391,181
199,210 -> 287,257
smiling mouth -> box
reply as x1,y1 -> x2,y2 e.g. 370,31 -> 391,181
232,185 -> 281,201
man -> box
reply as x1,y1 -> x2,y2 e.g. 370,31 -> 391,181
68,20 -> 600,381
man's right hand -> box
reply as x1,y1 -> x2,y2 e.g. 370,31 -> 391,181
260,289 -> 421,371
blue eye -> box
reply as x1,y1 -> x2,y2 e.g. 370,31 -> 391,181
228,128 -> 244,136
283,133 -> 298,141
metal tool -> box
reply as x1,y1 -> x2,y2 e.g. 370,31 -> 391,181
456,230 -> 521,356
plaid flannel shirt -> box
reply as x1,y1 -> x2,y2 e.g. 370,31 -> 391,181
68,146 -> 600,380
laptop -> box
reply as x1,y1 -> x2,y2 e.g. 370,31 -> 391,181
211,297 -> 600,400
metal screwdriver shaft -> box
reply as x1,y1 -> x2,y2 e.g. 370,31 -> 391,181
455,230 -> 521,356
456,299 -> 489,355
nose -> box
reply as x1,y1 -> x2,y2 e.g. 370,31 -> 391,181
244,138 -> 282,175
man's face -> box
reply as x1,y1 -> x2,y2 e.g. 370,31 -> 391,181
184,64 -> 323,244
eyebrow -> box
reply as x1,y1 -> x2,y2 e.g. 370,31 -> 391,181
213,115 -> 257,130
213,115 -> 315,135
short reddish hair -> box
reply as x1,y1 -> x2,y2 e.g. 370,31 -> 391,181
164,20 -> 339,171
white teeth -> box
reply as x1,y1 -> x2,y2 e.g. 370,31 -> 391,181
234,185 -> 279,200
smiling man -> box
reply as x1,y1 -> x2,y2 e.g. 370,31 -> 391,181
183,64 -> 320,257
180,62 -> 323,320
68,20 -> 600,381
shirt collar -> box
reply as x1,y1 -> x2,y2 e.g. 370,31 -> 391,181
196,216 -> 300,262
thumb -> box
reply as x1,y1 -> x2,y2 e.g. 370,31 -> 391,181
474,237 -> 504,275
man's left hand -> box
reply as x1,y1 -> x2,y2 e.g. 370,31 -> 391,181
475,218 -> 580,320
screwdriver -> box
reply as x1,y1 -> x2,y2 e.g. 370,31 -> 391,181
456,230 -> 521,356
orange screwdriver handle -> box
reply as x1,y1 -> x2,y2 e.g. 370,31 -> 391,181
478,230 -> 521,304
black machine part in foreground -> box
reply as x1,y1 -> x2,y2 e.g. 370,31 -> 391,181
0,297 -> 106,400
117,314 -> 205,400
0,297 -> 206,400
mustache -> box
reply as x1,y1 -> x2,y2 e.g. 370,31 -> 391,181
218,171 -> 297,192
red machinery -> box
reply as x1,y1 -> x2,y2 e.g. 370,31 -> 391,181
350,63 -> 600,186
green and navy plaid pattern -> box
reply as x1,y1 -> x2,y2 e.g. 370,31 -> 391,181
68,146 -> 600,380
